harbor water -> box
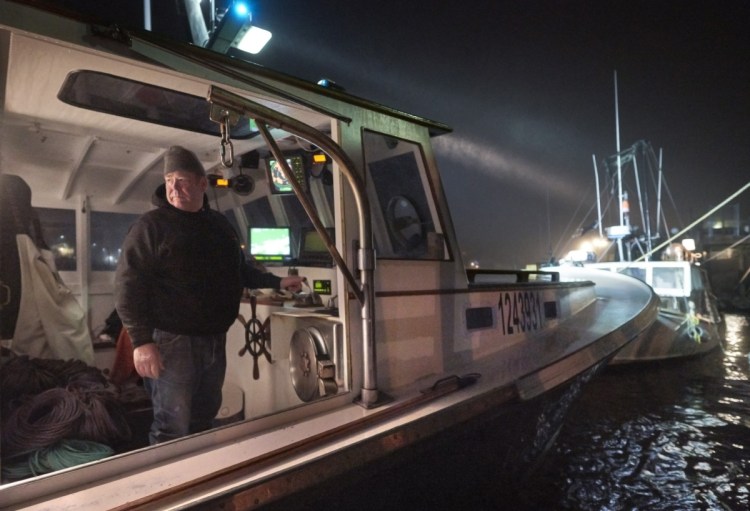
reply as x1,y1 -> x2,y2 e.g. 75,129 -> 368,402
264,313 -> 750,510
525,312 -> 750,510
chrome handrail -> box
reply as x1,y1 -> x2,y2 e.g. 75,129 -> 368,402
207,85 -> 383,408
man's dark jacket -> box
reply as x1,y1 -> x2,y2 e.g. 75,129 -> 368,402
115,185 -> 281,348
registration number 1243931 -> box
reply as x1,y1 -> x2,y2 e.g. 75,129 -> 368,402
498,291 -> 545,336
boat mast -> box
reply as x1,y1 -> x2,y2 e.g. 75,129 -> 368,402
656,148 -> 664,239
593,154 -> 603,237
614,71 -> 626,260
632,155 -> 650,260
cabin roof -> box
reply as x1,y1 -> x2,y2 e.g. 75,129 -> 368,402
5,0 -> 453,137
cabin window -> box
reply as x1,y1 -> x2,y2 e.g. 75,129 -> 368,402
90,212 -> 139,271
36,207 -> 76,271
363,131 -> 448,260
240,197 -> 275,227
653,267 -> 685,291
690,267 -> 704,291
36,209 -> 139,272
619,267 -> 646,283
58,71 -> 257,139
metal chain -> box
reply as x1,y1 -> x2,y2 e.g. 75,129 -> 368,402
219,115 -> 234,168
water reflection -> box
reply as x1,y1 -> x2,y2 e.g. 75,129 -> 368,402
531,313 -> 750,511
722,314 -> 749,381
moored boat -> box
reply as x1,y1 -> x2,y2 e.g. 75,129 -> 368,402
0,3 -> 658,509
585,260 -> 723,363
560,77 -> 724,363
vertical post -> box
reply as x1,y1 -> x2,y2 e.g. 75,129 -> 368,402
593,154 -> 603,237
77,196 -> 91,330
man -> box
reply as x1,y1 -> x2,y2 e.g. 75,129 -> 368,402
115,145 -> 303,444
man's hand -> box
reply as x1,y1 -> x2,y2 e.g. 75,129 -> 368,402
280,275 -> 305,293
133,343 -> 164,379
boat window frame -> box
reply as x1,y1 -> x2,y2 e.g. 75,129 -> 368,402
57,70 -> 259,139
362,130 -> 449,261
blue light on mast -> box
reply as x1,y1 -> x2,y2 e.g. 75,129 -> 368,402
233,2 -> 250,18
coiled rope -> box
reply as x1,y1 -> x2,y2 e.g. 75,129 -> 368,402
1,355 -> 133,482
1,355 -> 107,415
2,439 -> 114,480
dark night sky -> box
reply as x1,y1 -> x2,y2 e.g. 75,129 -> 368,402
58,0 -> 750,267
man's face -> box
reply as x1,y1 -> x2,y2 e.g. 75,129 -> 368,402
165,170 -> 207,212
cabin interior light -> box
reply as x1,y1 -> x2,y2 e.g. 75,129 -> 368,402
209,175 -> 230,188
313,153 -> 327,164
310,152 -> 329,178
208,173 -> 254,196
206,1 -> 272,55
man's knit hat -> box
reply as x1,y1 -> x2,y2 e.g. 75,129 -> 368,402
164,145 -> 205,177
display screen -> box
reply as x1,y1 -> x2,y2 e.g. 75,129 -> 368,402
266,154 -> 307,194
301,228 -> 327,253
297,227 -> 334,266
248,226 -> 291,262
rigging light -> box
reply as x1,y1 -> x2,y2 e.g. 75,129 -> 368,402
206,1 -> 272,55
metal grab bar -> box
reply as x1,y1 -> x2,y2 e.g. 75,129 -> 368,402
467,268 -> 560,284
207,85 -> 384,408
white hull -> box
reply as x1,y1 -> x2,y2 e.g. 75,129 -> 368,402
585,262 -> 724,364
0,3 -> 658,509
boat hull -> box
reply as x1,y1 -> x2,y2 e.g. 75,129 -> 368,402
0,268 -> 656,510
612,309 -> 723,364
211,361 -> 607,510
583,262 -> 725,364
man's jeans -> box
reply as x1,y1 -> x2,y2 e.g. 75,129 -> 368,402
144,330 -> 226,444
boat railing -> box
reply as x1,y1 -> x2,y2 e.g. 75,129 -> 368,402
467,268 -> 560,285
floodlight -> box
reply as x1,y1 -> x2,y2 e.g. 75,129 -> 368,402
206,1 -> 271,55
681,238 -> 696,252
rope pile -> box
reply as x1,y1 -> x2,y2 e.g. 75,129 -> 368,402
1,355 -> 132,482
1,439 -> 114,481
1,356 -> 107,415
